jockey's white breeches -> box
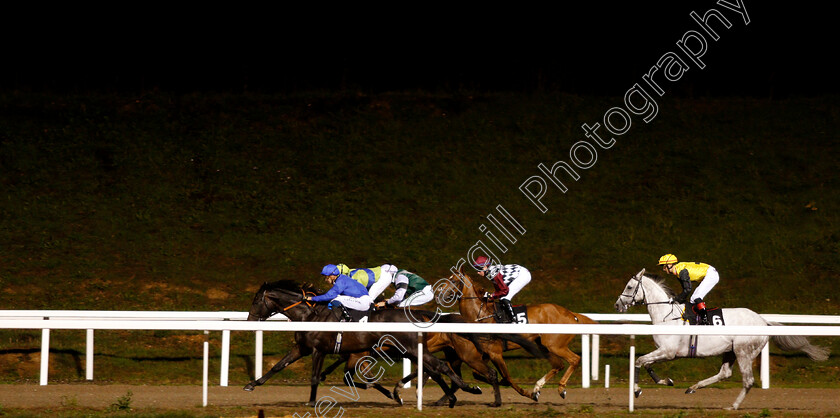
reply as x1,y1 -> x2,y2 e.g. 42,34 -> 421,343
332,294 -> 373,311
501,269 -> 531,301
367,264 -> 397,300
397,285 -> 434,307
690,267 -> 719,303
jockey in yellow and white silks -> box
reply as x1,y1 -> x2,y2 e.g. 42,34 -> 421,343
336,263 -> 397,302
658,254 -> 720,325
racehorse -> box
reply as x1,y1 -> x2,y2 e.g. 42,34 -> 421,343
319,311 -> 548,407
614,269 -> 830,410
440,267 -> 597,401
244,280 -> 482,407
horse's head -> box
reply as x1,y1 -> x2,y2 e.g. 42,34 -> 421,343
247,280 -> 315,321
614,269 -> 646,313
434,266 -> 483,301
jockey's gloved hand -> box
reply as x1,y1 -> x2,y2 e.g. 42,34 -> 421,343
483,292 -> 491,299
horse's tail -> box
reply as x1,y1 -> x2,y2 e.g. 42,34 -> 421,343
768,321 -> 830,361
495,333 -> 550,359
435,314 -> 548,359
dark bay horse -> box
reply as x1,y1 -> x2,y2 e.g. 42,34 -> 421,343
440,268 -> 598,401
244,280 -> 482,407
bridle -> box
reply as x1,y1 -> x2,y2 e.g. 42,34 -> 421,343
444,274 -> 497,322
620,274 -> 682,321
619,274 -> 645,308
258,288 -> 315,320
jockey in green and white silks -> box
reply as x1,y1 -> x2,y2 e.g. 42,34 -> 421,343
375,269 -> 433,308
336,263 -> 397,301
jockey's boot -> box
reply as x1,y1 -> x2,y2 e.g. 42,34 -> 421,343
331,301 -> 353,322
695,300 -> 708,325
500,299 -> 515,323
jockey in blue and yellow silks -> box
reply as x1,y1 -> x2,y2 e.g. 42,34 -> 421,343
305,264 -> 372,322
658,254 -> 720,325
336,263 -> 397,302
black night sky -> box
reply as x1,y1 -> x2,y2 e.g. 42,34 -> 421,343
2,2 -> 836,97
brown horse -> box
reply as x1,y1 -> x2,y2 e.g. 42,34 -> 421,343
243,280 -> 482,407
320,310 -> 548,407
439,267 -> 597,401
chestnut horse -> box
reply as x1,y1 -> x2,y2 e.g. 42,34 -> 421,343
439,267 -> 597,401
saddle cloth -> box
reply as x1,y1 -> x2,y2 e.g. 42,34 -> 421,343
684,304 -> 725,326
345,308 -> 371,323
494,302 -> 529,324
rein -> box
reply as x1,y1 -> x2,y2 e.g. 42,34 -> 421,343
622,274 -> 683,321
446,279 -> 497,322
260,288 -> 315,319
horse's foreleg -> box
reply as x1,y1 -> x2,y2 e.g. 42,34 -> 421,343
687,351 -> 735,394
320,354 -> 349,382
244,345 -> 309,391
393,371 -> 418,406
487,349 -> 534,401
457,345 -> 502,407
634,347 -> 678,397
426,352 -> 481,396
308,350 -> 327,407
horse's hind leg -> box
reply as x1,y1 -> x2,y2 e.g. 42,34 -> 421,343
728,350 -> 758,410
548,342 -> 580,399
686,350 -> 735,394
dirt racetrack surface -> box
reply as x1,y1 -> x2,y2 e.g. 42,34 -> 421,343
1,384 -> 839,417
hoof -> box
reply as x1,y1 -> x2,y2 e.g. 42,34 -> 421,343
243,384 -> 255,392
666,378 -> 674,386
449,395 -> 457,409
490,402 -> 501,408
394,395 -> 403,406
634,389 -> 642,398
559,389 -> 567,399
685,387 -> 696,394
472,386 -> 482,394
532,390 -> 540,402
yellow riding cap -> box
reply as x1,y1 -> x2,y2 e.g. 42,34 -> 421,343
658,254 -> 678,265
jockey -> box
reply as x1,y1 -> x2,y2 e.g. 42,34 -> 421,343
658,254 -> 720,325
473,256 -> 532,323
306,264 -> 373,322
374,268 -> 433,308
336,263 -> 398,303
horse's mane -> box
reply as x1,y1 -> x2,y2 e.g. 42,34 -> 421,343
643,272 -> 677,298
260,280 -> 319,294
457,267 -> 488,294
